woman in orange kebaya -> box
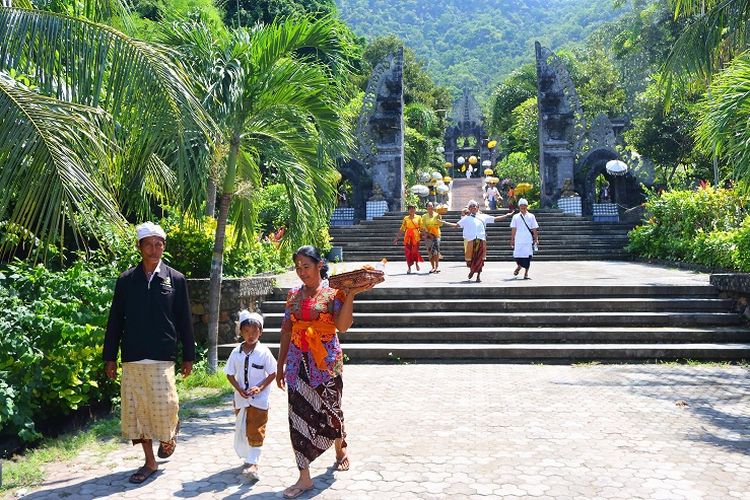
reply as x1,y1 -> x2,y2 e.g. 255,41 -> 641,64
395,204 -> 424,274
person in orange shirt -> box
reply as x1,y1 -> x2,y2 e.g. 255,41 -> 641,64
395,204 -> 424,274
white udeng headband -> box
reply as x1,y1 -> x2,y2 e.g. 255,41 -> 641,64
238,309 -> 264,328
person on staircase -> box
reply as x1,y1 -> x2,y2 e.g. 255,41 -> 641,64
444,200 -> 513,282
275,246 -> 376,499
394,204 -> 424,274
420,201 -> 444,274
510,198 -> 540,280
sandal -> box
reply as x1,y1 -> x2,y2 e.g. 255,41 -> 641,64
157,420 -> 179,458
129,465 -> 157,484
335,454 -> 350,471
513,268 -> 520,276
283,484 -> 314,499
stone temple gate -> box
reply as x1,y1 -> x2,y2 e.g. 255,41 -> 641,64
443,89 -> 494,177
339,49 -> 405,222
534,41 -> 651,217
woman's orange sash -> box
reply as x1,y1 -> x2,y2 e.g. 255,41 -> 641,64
291,319 -> 337,370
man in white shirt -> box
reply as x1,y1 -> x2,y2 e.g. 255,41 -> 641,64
446,200 -> 513,282
510,198 -> 540,279
485,184 -> 501,210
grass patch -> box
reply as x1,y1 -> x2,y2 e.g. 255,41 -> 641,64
572,361 -> 602,367
1,362 -> 232,496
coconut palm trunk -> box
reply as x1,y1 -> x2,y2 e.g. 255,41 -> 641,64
206,134 -> 240,371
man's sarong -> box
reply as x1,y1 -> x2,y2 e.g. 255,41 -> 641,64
464,238 -> 487,273
288,354 -> 346,470
121,362 -> 179,443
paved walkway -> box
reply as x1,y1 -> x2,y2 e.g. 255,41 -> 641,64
14,364 -> 750,499
275,260 -> 711,289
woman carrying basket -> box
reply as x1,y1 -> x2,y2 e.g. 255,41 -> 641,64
276,246 -> 377,498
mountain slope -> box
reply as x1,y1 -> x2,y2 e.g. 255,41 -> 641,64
335,0 -> 623,95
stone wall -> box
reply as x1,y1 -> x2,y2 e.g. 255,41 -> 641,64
187,277 -> 275,344
710,273 -> 750,320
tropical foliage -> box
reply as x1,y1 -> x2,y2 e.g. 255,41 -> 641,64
628,186 -> 750,270
0,260 -> 120,444
0,3 -> 213,258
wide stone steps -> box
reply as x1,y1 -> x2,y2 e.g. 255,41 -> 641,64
250,326 -> 750,344
260,297 -> 734,313
218,283 -> 750,361
331,209 -> 634,262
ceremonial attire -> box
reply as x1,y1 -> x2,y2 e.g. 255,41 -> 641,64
511,212 -> 539,270
399,215 -> 424,266
281,286 -> 347,470
104,261 -> 195,444
457,213 -> 496,274
420,212 -> 444,259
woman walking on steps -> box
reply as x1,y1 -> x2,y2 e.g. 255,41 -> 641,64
395,204 -> 424,274
420,202 -> 444,273
510,198 -> 540,279
276,246 -> 376,499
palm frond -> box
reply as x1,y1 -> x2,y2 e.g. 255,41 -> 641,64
0,72 -> 123,257
696,51 -> 750,178
0,7 -> 215,213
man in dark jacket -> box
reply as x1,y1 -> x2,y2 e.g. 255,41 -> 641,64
103,221 -> 195,484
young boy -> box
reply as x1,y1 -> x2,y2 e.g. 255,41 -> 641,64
224,310 -> 277,481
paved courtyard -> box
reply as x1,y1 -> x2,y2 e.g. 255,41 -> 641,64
14,363 -> 750,499
273,260 -> 712,289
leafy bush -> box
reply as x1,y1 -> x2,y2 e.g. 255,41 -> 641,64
0,261 -> 120,444
627,186 -> 750,270
160,210 -> 287,278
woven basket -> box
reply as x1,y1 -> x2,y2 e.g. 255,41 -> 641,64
328,268 -> 385,290
436,206 -> 448,215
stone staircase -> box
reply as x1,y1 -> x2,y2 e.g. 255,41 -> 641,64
229,283 -> 750,362
329,209 -> 633,261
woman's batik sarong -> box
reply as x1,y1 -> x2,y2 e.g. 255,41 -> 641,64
287,352 -> 346,469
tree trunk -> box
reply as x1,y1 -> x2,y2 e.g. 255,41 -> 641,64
205,178 -> 217,217
206,191 -> 232,372
206,135 -> 240,373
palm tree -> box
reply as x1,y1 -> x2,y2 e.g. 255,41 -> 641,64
663,0 -> 750,182
0,3 -> 213,256
163,16 -> 352,371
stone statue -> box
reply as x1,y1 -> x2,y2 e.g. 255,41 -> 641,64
560,178 -> 578,197
369,183 -> 386,201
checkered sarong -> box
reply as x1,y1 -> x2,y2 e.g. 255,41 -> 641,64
121,362 -> 179,443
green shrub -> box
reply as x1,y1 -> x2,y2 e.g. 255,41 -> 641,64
627,186 -> 750,270
0,261 -> 120,443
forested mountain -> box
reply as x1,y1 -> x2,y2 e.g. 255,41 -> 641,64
335,0 -> 624,95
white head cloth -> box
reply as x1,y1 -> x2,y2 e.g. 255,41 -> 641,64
518,198 -> 529,206
238,309 -> 264,329
136,221 -> 166,241
467,200 -> 479,208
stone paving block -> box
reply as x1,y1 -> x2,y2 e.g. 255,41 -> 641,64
11,364 -> 750,499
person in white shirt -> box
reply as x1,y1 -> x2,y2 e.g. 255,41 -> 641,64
225,310 -> 277,481
510,198 -> 540,279
485,184 -> 501,210
445,200 -> 513,282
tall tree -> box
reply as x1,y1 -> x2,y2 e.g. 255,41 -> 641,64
163,16 -> 351,371
0,4 -> 212,257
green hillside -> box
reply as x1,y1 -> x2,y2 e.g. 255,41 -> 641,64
335,0 -> 624,95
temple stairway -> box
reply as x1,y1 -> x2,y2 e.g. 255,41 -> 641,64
230,273 -> 750,362
329,208 -> 633,261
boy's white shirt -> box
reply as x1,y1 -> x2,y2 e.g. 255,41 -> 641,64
224,341 -> 277,410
